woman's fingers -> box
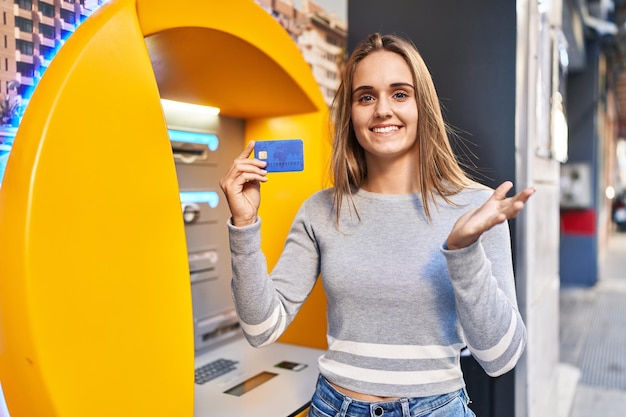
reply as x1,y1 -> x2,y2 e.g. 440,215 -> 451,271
228,158 -> 267,185
221,142 -> 268,189
492,181 -> 514,200
237,140 -> 256,159
488,182 -> 535,219
503,185 -> 536,219
515,186 -> 536,203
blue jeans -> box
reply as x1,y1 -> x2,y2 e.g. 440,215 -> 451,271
308,375 -> 476,417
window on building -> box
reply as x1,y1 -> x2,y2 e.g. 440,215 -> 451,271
60,8 -> 75,24
15,17 -> 33,33
38,1 -> 55,18
5,58 -> 8,71
39,23 -> 55,39
15,0 -> 33,11
16,39 -> 34,55
16,62 -> 34,77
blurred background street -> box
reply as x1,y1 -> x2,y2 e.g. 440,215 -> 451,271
560,230 -> 626,417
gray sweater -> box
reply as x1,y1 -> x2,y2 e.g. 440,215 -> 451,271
228,186 -> 527,398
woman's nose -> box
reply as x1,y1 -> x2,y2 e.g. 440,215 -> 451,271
374,98 -> 392,118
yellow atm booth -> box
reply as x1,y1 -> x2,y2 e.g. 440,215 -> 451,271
0,0 -> 330,416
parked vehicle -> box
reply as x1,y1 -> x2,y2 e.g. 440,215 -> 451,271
613,190 -> 626,231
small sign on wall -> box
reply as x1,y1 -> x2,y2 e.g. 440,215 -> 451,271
560,163 -> 592,208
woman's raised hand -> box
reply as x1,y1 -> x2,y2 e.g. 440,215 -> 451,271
446,181 -> 536,250
219,141 -> 268,227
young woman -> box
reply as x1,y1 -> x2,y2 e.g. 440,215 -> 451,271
219,32 -> 535,417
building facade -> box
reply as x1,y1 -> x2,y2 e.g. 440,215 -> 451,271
298,12 -> 346,105
0,0 -> 104,124
255,0 -> 347,106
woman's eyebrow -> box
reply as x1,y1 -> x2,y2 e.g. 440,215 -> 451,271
390,82 -> 415,90
352,82 -> 415,95
352,85 -> 373,95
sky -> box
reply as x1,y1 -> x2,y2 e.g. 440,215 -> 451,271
293,0 -> 347,21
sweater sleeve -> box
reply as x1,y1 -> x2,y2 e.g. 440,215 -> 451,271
227,205 -> 320,348
441,221 -> 526,377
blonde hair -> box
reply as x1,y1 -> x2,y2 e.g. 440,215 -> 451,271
330,32 -> 473,221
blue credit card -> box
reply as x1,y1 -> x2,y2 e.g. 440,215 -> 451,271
254,139 -> 304,172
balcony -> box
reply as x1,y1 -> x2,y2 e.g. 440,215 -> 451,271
60,19 -> 75,32
38,13 -> 54,26
14,5 -> 34,19
14,28 -> 34,41
16,73 -> 34,88
15,51 -> 34,65
38,35 -> 55,48
60,1 -> 75,12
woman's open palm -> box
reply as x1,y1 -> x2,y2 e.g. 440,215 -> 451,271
446,181 -> 535,250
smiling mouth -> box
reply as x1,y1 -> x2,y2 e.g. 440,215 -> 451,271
371,126 -> 400,133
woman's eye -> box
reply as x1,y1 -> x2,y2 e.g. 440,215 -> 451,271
393,91 -> 409,100
357,94 -> 375,103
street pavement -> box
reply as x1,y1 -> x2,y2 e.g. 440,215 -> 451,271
559,230 -> 626,417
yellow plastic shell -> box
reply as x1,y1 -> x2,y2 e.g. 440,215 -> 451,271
0,0 -> 329,416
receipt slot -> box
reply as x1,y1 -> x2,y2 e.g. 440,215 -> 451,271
0,0 -> 329,416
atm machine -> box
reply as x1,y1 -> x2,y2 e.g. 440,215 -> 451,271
162,107 -> 325,417
0,0 -> 329,416
166,119 -> 239,353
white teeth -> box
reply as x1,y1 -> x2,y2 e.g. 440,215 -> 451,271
372,126 -> 399,133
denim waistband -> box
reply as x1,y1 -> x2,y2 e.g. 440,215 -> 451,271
310,375 -> 471,417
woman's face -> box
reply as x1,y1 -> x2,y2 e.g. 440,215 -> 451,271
350,50 -> 418,166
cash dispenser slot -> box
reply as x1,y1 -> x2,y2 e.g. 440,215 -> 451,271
172,141 -> 210,164
169,128 -> 218,166
190,269 -> 217,284
194,310 -> 241,351
189,249 -> 218,271
189,249 -> 219,284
